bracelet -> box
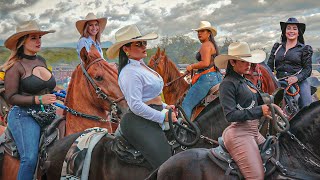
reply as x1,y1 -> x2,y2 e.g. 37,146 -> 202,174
38,96 -> 45,112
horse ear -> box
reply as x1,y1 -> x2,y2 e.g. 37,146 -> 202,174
156,47 -> 160,56
80,48 -> 89,65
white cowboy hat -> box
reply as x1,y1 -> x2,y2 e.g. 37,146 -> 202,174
4,20 -> 55,50
106,24 -> 158,59
75,12 -> 107,35
192,21 -> 217,37
215,42 -> 266,69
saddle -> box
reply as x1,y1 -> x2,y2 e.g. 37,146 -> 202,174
207,136 -> 279,179
111,126 -> 146,166
0,117 -> 66,173
203,83 -> 220,106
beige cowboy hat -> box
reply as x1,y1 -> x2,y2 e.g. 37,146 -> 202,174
192,21 -> 217,37
215,42 -> 266,69
106,24 -> 158,59
75,12 -> 107,35
4,20 -> 55,50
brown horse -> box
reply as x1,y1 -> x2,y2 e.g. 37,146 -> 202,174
148,48 -> 279,118
0,47 -> 128,180
64,47 -> 128,135
44,97 -> 229,179
148,100 -> 320,180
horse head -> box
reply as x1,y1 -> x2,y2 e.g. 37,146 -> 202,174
148,47 -> 189,105
65,46 -> 127,135
245,63 -> 279,95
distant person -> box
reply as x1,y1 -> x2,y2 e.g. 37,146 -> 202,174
76,12 -> 107,59
106,24 -> 177,170
1,20 -> 57,180
267,17 -> 313,108
182,21 -> 222,120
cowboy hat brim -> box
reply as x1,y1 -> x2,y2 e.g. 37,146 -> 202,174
192,27 -> 217,37
76,18 -> 107,35
215,50 -> 266,69
4,30 -> 55,50
106,32 -> 158,60
280,22 -> 306,34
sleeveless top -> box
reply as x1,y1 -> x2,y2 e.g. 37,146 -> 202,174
195,52 -> 217,72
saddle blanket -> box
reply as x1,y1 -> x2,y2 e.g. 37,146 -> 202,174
60,127 -> 108,180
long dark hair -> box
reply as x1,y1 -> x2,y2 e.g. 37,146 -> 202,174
225,61 -> 235,77
281,24 -> 305,44
118,43 -> 132,75
208,32 -> 219,55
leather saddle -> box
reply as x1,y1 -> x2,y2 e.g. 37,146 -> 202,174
111,126 -> 146,166
208,136 -> 279,179
0,117 -> 66,173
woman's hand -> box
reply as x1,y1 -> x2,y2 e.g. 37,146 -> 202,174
286,76 -> 298,84
164,105 -> 178,123
39,94 -> 57,105
186,64 -> 193,72
262,104 -> 283,119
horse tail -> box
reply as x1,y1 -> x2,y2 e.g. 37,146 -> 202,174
145,167 -> 159,180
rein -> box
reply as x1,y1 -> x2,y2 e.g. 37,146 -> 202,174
165,72 -> 190,87
80,57 -> 123,121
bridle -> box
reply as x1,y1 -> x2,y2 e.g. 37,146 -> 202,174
80,57 -> 123,121
149,55 -> 162,70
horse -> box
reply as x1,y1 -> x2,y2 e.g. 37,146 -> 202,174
0,46 -> 128,180
44,97 -> 229,180
148,48 -> 279,118
64,46 -> 128,135
148,100 -> 320,180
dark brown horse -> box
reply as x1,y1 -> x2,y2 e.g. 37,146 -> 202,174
64,47 -> 128,135
45,97 -> 229,179
0,47 -> 128,180
148,101 -> 320,180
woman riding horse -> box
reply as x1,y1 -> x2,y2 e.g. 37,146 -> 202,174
76,12 -> 107,59
267,17 -> 313,108
182,21 -> 222,120
106,24 -> 177,170
1,20 -> 57,180
215,42 -> 282,180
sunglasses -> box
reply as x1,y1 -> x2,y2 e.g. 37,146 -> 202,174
132,41 -> 147,47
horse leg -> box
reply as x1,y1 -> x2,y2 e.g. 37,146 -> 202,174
156,148 -> 236,180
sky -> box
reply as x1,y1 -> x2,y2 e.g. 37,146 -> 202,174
0,0 -> 320,50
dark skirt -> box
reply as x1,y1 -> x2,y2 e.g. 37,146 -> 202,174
120,104 -> 171,169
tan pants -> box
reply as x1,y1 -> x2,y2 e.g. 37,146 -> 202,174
222,120 -> 265,180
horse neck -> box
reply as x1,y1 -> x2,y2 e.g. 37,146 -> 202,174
277,102 -> 320,174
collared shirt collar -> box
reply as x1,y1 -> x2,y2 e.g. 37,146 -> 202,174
128,58 -> 144,66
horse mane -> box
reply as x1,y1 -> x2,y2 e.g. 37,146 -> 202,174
288,100 -> 320,132
259,62 -> 280,87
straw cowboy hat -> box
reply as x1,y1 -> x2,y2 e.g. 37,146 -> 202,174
106,24 -> 158,59
280,17 -> 306,34
192,21 -> 217,37
4,20 -> 55,50
215,42 -> 266,69
75,12 -> 107,35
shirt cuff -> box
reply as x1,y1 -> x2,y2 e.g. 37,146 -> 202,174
162,102 -> 168,109
159,109 -> 168,130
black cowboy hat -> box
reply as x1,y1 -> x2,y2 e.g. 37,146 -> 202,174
280,17 -> 306,34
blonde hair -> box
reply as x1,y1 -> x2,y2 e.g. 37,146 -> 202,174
82,20 -> 101,43
0,35 -> 28,71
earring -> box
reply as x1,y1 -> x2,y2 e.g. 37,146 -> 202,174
125,52 -> 130,57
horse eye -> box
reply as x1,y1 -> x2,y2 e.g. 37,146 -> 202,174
94,76 -> 103,81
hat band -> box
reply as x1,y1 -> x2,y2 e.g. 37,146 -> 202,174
233,54 -> 252,58
132,35 -> 142,39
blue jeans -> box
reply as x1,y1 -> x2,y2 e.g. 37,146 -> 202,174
7,106 -> 41,180
298,79 -> 312,108
182,71 -> 222,120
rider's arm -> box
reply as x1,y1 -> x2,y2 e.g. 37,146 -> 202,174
4,63 -> 35,106
188,42 -> 214,71
267,42 -> 280,72
219,80 -> 263,122
295,45 -> 313,82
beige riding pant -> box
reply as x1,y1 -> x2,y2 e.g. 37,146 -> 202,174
222,120 -> 265,180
